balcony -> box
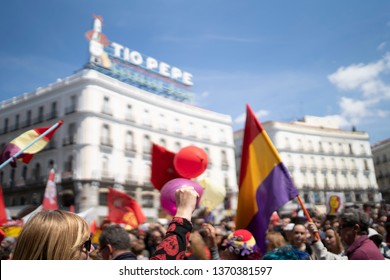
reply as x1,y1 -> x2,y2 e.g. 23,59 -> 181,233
65,105 -> 77,115
221,162 -> 229,171
63,136 -> 76,146
100,137 -> 113,147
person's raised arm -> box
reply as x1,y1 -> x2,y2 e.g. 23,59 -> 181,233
150,186 -> 198,260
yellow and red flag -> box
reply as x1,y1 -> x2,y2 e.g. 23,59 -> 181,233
0,121 -> 63,168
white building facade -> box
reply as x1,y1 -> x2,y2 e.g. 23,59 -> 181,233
234,116 -> 381,213
0,16 -> 238,222
372,138 -> 390,204
0,69 -> 238,222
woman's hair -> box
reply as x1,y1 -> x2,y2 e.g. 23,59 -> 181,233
13,210 -> 90,260
325,228 -> 344,255
266,231 -> 287,252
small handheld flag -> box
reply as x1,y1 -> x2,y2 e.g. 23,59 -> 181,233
0,120 -> 63,170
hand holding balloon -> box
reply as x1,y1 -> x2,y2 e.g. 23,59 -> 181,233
160,178 -> 204,216
174,186 -> 199,221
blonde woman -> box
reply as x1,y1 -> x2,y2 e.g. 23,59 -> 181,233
13,210 -> 93,260
324,228 -> 344,255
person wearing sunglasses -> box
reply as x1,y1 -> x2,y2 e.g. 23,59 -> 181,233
12,210 -> 94,260
308,207 -> 384,260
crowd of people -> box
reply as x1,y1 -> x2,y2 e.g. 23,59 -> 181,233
1,187 -> 389,260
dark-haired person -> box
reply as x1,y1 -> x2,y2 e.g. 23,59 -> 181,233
98,224 -> 137,260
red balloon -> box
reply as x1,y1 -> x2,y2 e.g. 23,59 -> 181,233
174,146 -> 208,179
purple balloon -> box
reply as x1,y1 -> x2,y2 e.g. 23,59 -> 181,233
160,178 -> 204,216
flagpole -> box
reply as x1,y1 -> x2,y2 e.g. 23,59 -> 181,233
296,195 -> 321,240
0,120 -> 63,171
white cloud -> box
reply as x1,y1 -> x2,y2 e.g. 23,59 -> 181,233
339,97 -> 371,125
327,53 -> 390,127
328,60 -> 384,91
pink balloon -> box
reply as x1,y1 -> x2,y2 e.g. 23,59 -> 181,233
160,178 -> 204,216
174,146 -> 208,179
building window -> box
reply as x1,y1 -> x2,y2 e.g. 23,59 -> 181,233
26,110 -> 31,127
50,102 -> 57,119
221,150 -> 228,170
349,144 -> 353,155
102,96 -> 112,115
319,142 -> 323,152
220,129 -> 226,144
143,109 -> 151,127
22,166 -> 28,180
142,194 -> 154,208
188,122 -> 196,138
102,156 -> 109,177
66,95 -> 77,114
15,114 -> 19,130
38,106 -> 44,122
159,138 -> 167,147
143,135 -> 151,154
144,164 -> 151,182
224,175 -> 229,189
360,144 -> 365,155
126,104 -> 134,122
364,160 -> 369,171
101,124 -> 112,146
126,161 -> 133,182
3,118 -> 8,133
201,125 -> 209,140
156,113 -> 165,131
125,131 -> 134,151
34,163 -> 41,180
69,123 -> 76,144
174,118 -> 181,135
99,189 -> 108,205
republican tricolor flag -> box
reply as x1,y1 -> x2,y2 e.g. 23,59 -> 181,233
0,120 -> 63,168
236,105 -> 299,255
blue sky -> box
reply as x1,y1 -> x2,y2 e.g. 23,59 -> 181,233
1,1 -> 389,144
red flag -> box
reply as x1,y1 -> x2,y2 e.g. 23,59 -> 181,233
0,120 -> 63,168
42,169 -> 58,210
151,144 -> 180,191
107,188 -> 146,228
0,184 -> 8,225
